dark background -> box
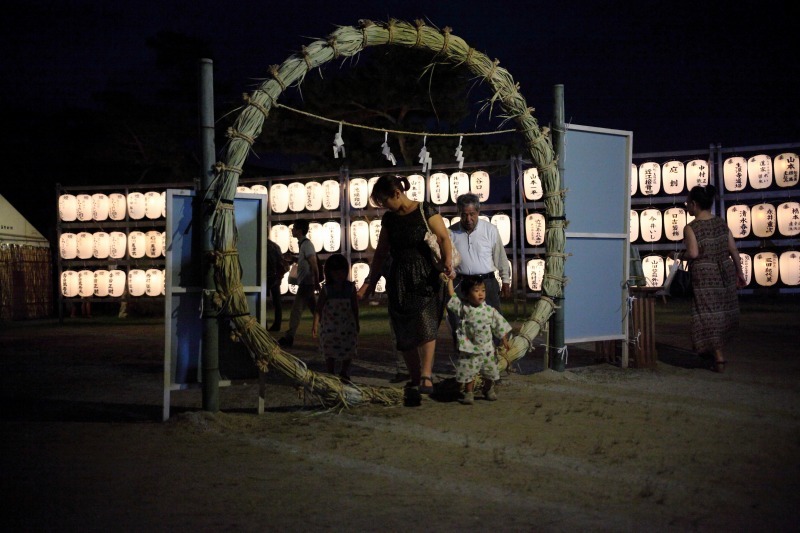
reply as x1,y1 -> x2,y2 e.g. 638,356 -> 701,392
1,0 -> 797,235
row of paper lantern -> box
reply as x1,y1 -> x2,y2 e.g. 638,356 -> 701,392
237,171 -> 494,213
631,202 -> 800,243
61,269 -> 165,298
270,213 -> 523,254
60,231 -> 165,260
59,192 -> 168,222
632,153 -> 798,196
640,251 -> 800,288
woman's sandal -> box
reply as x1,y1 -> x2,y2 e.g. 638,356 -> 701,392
419,376 -> 434,395
712,360 -> 727,373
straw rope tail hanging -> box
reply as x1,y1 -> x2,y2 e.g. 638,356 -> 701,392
211,19 -> 566,407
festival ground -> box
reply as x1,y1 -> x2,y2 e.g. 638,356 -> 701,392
2,296 -> 799,531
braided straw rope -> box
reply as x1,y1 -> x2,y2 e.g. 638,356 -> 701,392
211,19 -> 566,405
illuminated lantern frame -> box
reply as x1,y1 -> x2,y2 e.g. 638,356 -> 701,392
639,208 -> 663,243
726,205 -> 751,238
638,162 -> 660,196
349,177 -> 369,209
779,251 -> 800,286
777,202 -> 800,237
406,174 -> 425,202
350,220 -> 369,251
723,156 -> 747,192
526,258 -> 545,291
747,154 -> 772,189
470,170 -> 490,201
490,213 -> 511,246
288,182 -> 306,212
663,207 -> 686,242
59,194 -> 78,221
525,213 -> 545,246
127,192 -> 146,219
686,159 -> 709,190
774,152 -> 799,187
751,203 -> 776,238
270,183 -> 289,213
76,194 -> 93,222
524,167 -> 543,200
641,255 -> 665,287
92,193 -> 110,221
661,160 -> 685,195
109,193 -> 127,221
629,211 -> 639,242
449,171 -> 469,202
753,252 -> 779,287
429,172 -> 449,205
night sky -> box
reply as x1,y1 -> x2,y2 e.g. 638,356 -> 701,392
1,0 -> 797,230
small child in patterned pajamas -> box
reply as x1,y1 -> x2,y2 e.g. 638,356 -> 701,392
446,275 -> 511,405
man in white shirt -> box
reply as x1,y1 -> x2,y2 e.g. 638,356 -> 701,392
448,193 -> 511,343
278,219 -> 320,348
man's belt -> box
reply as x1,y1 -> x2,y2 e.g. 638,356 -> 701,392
456,272 -> 495,280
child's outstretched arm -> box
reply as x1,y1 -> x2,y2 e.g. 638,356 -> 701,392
446,276 -> 456,297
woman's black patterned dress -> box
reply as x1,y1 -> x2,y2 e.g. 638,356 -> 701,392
688,217 -> 740,353
381,201 -> 446,351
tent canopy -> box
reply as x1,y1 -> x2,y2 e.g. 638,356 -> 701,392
0,194 -> 49,247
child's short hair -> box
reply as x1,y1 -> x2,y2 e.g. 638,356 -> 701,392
323,253 -> 350,281
460,276 -> 486,294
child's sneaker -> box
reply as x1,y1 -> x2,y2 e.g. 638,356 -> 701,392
459,391 -> 474,405
483,381 -> 497,401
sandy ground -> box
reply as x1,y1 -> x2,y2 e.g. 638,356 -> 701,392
2,297 -> 799,532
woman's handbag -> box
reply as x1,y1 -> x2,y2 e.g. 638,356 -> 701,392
420,201 -> 461,272
287,263 -> 299,285
664,260 -> 692,297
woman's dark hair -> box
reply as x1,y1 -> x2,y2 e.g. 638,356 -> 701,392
370,175 -> 409,207
688,184 -> 717,210
460,276 -> 486,295
323,253 -> 349,281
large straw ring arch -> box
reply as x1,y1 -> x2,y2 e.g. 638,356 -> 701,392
211,19 -> 566,407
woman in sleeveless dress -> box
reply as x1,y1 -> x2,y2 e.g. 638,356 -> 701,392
357,175 -> 455,402
682,184 -> 747,372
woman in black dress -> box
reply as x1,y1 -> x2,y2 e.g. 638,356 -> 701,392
358,175 -> 455,399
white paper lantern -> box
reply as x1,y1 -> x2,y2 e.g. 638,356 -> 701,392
236,185 -> 253,194
59,194 -> 78,221
74,194 -> 92,222
109,232 -> 127,259
753,252 -> 779,287
287,224 -> 299,254
773,152 -> 799,187
109,193 -> 127,221
305,182 -> 323,211
76,232 -> 94,259
663,207 -> 687,242
526,258 -> 545,291
751,203 -> 776,238
429,172 -> 449,205
640,208 -> 663,242
351,263 -> 370,290
91,193 -> 109,221
108,270 -> 127,297
92,232 -> 110,259
407,174 -> 425,202
288,278 -> 298,295
61,270 -> 80,297
308,222 -> 324,252
661,160 -> 685,195
288,182 -> 306,212
369,219 -> 382,249
128,269 -> 147,296
777,202 -> 800,236
127,192 -> 146,219
144,191 -> 164,219
726,205 -> 751,238
630,163 -> 637,196
280,271 -> 290,295
270,183 -> 289,213
747,154 -> 773,189
450,215 -> 461,227
450,171 -> 469,202
59,233 -> 77,259
686,159 -> 709,190
350,220 -> 369,251
442,218 -> 450,228
470,170 -> 490,202
367,176 -> 381,208
270,224 -> 291,254
525,213 -> 545,246
642,255 -> 665,287
723,156 -> 747,192
638,162 -> 661,196
77,270 -> 94,297
128,230 -> 146,259
523,167 -> 543,200
322,179 -> 340,210
161,231 -> 166,256
779,251 -> 800,286
349,177 -> 369,209
160,191 -> 166,217
323,221 -> 341,252
145,269 -> 164,296
93,270 -> 110,297
250,184 -> 269,197
630,211 -> 639,242
145,231 -> 163,258
739,253 -> 752,287
375,276 -> 387,294
491,213 -> 511,246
